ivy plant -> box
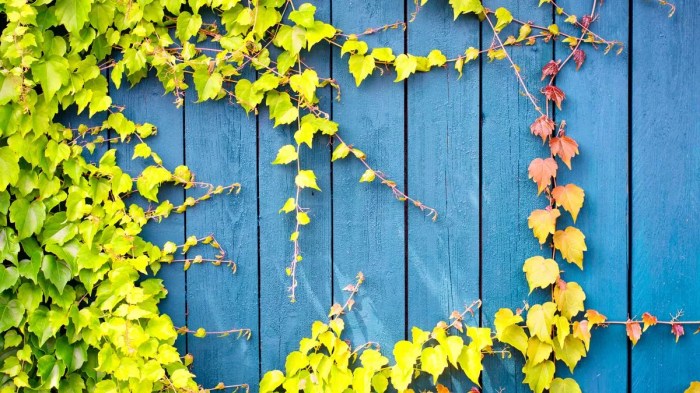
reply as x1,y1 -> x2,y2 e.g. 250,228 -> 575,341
0,0 -> 690,391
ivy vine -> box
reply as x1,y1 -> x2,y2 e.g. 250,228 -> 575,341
0,0 -> 691,391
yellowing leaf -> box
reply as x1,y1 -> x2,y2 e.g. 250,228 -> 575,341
553,226 -> 587,269
522,360 -> 555,393
420,345 -> 448,384
528,157 -> 557,194
585,309 -> 607,327
572,320 -> 591,351
289,69 -> 319,103
449,0 -> 484,20
550,378 -> 582,393
444,336 -> 464,367
553,281 -> 586,320
359,169 -> 375,183
494,308 -> 527,356
552,184 -> 585,222
457,344 -> 483,386
494,7 -> 513,32
642,312 -> 658,332
554,315 -> 570,348
394,54 -> 418,82
528,208 -> 560,244
685,382 -> 700,393
296,212 -> 310,225
552,335 -> 586,372
467,326 -> 492,351
427,49 -> 447,67
272,145 -> 298,165
526,337 -> 553,365
465,47 -> 480,63
523,256 -> 560,293
348,54 -> 375,86
295,170 -> 321,191
279,198 -> 296,214
526,302 -> 557,343
260,370 -> 285,393
331,143 -> 351,161
371,47 -> 396,62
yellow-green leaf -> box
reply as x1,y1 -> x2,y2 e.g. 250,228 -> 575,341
279,198 -> 296,214
553,226 -> 587,269
295,170 -> 321,191
553,281 -> 586,320
526,302 -> 557,343
523,256 -> 560,293
272,145 -> 298,165
522,360 -> 555,393
550,378 -> 582,393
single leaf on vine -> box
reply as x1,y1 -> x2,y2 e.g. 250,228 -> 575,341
522,359 -> 555,393
553,280 -> 586,320
553,226 -> 587,269
642,312 -> 658,331
550,135 -> 579,169
550,378 -> 582,393
530,115 -> 555,143
528,208 -> 561,244
551,184 -> 585,222
528,157 -> 558,195
671,323 -> 685,342
626,320 -> 642,346
542,85 -> 566,110
572,320 -> 591,351
523,256 -> 560,293
585,309 -> 607,327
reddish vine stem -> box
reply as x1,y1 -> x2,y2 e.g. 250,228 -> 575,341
548,0 -> 598,87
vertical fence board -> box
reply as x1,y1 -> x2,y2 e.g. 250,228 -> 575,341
632,2 -> 700,391
555,1 -> 629,390
331,0 -> 406,350
406,0 -> 480,389
481,2 -> 552,391
259,0 -> 333,373
109,77 -> 187,354
185,60 -> 259,387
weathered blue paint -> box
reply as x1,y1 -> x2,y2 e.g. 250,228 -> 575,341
63,1 -> 700,391
555,0 -> 629,391
259,0 -> 333,374
480,1 -> 552,391
632,1 -> 700,391
331,0 -> 407,354
407,0 -> 480,390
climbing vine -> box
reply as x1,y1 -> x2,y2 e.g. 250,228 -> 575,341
0,0 -> 690,391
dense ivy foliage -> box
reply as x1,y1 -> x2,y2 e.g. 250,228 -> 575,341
0,0 -> 690,391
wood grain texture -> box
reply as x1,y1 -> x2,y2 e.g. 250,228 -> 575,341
406,0 -> 480,389
184,40 -> 260,389
632,1 -> 700,391
554,1 -> 629,391
331,0 -> 407,352
109,74 -> 187,354
258,0 -> 333,374
480,2 -> 552,391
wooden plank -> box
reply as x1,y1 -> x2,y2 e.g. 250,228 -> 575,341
480,2 -> 552,391
331,0 -> 406,350
184,47 -> 260,390
554,1 -> 629,390
406,0 -> 480,389
109,75 -> 186,354
632,2 -> 700,391
259,0 -> 333,373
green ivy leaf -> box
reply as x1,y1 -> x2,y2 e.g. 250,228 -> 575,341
348,54 -> 375,86
9,199 -> 46,240
31,56 -> 70,100
54,0 -> 93,33
0,265 -> 19,292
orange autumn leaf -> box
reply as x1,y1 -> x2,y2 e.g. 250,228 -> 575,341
550,135 -> 579,170
528,157 -> 558,195
626,320 -> 642,346
542,85 -> 566,110
551,184 -> 585,222
642,312 -> 658,332
530,115 -> 555,143
528,208 -> 561,244
437,384 -> 450,393
572,320 -> 591,351
585,309 -> 607,327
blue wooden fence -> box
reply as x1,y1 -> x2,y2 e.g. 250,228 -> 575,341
71,0 -> 700,391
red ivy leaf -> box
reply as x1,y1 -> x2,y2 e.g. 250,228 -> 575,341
542,85 -> 566,110
530,115 -> 555,143
671,323 -> 685,343
528,157 -> 558,195
541,60 -> 560,80
581,15 -> 592,29
573,49 -> 586,71
550,135 -> 579,169
626,319 -> 642,346
469,388 -> 481,393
